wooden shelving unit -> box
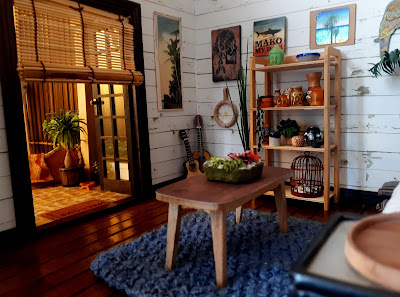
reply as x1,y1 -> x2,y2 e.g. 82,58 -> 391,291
249,46 -> 342,211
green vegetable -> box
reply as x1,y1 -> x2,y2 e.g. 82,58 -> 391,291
207,157 -> 245,172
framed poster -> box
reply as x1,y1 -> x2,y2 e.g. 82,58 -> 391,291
211,25 -> 241,82
154,13 -> 183,111
253,17 -> 286,57
310,4 -> 356,49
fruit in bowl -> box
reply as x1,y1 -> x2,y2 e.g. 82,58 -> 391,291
203,151 -> 264,183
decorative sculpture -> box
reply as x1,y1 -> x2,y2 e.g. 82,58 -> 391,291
377,0 -> 400,58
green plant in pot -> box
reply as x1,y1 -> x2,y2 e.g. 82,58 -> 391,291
43,110 -> 86,186
369,49 -> 400,77
277,118 -> 300,145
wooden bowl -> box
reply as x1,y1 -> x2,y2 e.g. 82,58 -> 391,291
345,213 -> 400,293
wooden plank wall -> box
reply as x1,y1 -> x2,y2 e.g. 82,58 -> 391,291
25,82 -> 78,154
0,84 -> 16,232
194,0 -> 400,192
134,0 -> 197,185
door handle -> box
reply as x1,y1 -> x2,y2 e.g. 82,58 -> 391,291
90,99 -> 104,105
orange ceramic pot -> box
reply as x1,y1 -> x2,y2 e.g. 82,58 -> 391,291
306,72 -> 324,106
260,96 -> 274,108
277,94 -> 290,107
290,86 -> 304,106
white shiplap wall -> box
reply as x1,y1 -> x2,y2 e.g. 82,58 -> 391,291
194,0 -> 400,192
0,84 -> 16,232
136,0 -> 198,185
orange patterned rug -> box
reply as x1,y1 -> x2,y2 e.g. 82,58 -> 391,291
41,199 -> 109,220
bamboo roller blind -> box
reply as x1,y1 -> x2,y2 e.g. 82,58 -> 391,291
13,0 -> 143,85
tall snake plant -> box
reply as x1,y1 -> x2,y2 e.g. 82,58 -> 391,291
225,43 -> 250,151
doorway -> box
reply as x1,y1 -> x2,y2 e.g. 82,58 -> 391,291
0,0 -> 152,234
24,82 -> 137,228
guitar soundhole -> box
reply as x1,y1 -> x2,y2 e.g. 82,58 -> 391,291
189,164 -> 198,172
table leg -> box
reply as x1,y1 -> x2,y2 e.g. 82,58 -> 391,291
274,182 -> 288,233
210,210 -> 227,288
235,206 -> 243,224
165,204 -> 182,270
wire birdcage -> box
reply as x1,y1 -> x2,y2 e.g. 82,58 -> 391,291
290,152 -> 324,198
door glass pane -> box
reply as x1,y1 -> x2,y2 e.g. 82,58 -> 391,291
99,84 -> 110,95
115,119 -> 126,137
118,139 -> 128,159
101,118 -> 113,136
114,96 -> 125,116
102,139 -> 114,157
104,160 -> 116,180
119,161 -> 129,180
113,84 -> 123,94
101,97 -> 111,116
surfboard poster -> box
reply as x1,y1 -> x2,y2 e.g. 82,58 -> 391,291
253,17 -> 286,57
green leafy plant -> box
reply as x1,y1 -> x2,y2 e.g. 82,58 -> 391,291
43,110 -> 86,169
207,157 -> 245,172
91,161 -> 99,175
277,118 -> 300,139
225,42 -> 250,151
369,49 -> 400,77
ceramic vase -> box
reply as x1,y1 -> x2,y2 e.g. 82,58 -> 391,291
269,45 -> 284,65
306,72 -> 324,106
290,86 -> 304,106
277,94 -> 290,107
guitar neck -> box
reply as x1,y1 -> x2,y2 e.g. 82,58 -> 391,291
182,137 -> 195,165
196,127 -> 204,158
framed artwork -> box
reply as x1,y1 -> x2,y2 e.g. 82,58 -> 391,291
310,4 -> 356,49
253,17 -> 286,57
154,13 -> 183,111
211,25 -> 241,82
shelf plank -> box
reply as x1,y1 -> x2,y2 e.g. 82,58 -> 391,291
251,105 -> 336,111
252,60 -> 336,72
264,186 -> 335,204
254,144 -> 335,152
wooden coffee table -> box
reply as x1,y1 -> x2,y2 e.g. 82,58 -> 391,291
156,166 -> 293,288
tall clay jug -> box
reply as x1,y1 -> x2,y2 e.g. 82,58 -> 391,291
306,72 -> 324,106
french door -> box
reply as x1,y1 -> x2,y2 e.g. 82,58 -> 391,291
92,84 -> 134,195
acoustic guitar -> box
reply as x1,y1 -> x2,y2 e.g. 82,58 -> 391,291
179,130 -> 203,178
192,115 -> 210,172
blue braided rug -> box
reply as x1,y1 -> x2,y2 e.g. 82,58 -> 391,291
91,209 -> 324,297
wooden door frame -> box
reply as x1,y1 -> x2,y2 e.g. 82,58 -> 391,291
0,0 -> 152,236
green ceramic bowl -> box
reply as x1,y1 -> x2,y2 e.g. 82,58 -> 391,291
203,162 -> 264,184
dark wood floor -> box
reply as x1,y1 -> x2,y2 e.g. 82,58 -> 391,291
0,196 -> 379,297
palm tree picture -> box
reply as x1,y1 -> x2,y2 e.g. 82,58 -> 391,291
155,14 -> 182,110
315,7 -> 350,46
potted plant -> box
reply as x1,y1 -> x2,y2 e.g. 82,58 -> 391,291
43,110 -> 86,186
277,118 -> 300,145
225,43 -> 250,151
269,131 -> 281,147
369,49 -> 400,77
91,161 -> 100,185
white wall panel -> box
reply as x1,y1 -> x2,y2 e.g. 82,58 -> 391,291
194,0 -> 400,193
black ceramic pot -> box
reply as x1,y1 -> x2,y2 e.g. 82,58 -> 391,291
304,127 -> 323,148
